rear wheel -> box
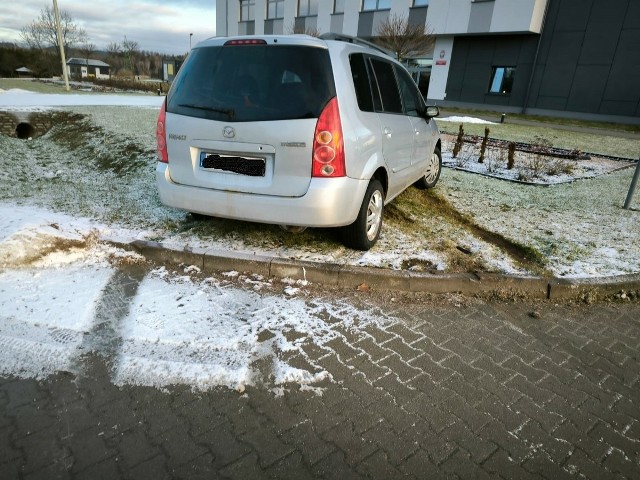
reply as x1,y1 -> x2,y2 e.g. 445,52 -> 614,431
415,147 -> 442,189
341,179 -> 384,251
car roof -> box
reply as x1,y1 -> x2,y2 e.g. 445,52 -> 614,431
194,34 -> 395,59
195,35 -> 328,49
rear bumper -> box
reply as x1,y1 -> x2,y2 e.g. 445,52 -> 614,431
156,163 -> 368,227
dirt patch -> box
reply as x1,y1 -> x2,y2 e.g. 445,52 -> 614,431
0,234 -> 89,268
414,191 -> 547,274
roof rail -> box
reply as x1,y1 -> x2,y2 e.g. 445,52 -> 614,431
319,33 -> 394,58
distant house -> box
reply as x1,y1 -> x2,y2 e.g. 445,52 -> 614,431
15,67 -> 33,78
66,58 -> 110,79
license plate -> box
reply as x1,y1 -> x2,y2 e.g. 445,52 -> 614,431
200,152 -> 266,177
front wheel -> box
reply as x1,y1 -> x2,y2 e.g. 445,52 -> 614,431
341,179 -> 384,251
415,147 -> 442,189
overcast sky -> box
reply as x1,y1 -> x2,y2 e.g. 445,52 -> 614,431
0,0 -> 217,55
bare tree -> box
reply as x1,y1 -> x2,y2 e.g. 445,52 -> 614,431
79,41 -> 96,65
106,42 -> 122,76
20,6 -> 87,55
107,42 -> 122,56
289,24 -> 321,37
122,36 -> 139,76
374,14 -> 434,61
20,22 -> 47,51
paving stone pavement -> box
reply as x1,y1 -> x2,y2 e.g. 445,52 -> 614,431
1,278 -> 639,479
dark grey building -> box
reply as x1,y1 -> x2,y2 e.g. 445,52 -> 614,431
215,0 -> 639,123
429,0 -> 640,123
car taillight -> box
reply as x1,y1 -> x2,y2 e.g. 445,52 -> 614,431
312,97 -> 345,178
156,100 -> 168,163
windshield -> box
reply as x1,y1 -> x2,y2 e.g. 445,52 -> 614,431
167,44 -> 336,122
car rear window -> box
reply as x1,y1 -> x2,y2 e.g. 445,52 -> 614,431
167,44 -> 336,122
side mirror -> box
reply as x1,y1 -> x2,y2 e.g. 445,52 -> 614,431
424,105 -> 440,118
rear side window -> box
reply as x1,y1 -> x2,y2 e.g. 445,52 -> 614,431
369,58 -> 403,114
167,44 -> 336,122
350,54 -> 374,112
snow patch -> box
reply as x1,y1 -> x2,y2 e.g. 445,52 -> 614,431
113,273 -> 392,391
0,264 -> 114,379
0,91 -> 164,108
439,116 -> 497,125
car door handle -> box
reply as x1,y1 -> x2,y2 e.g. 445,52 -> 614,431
383,127 -> 392,138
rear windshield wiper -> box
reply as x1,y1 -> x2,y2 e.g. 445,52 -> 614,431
178,104 -> 235,120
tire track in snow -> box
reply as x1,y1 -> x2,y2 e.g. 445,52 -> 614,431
0,264 -> 114,379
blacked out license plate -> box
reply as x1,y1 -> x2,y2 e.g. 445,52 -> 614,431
200,152 -> 266,177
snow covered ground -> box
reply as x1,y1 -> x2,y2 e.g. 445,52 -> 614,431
0,88 -> 639,389
2,87 -> 639,274
0,204 -> 395,392
1,87 -> 639,279
0,87 -> 164,109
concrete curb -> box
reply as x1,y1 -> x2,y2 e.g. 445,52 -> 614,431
126,240 -> 640,300
549,275 -> 640,300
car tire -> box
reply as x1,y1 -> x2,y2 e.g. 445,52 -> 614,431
342,179 -> 384,251
415,147 -> 442,189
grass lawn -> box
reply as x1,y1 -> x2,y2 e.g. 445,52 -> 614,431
1,99 -> 639,277
0,78 -> 72,94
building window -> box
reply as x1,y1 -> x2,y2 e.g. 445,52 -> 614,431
489,66 -> 515,95
267,0 -> 285,19
240,0 -> 255,21
298,0 -> 318,16
413,0 -> 429,6
334,0 -> 345,13
362,0 -> 391,11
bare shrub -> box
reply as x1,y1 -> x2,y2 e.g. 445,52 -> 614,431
452,124 -> 464,158
454,144 -> 477,168
484,147 -> 501,173
559,161 -> 576,175
374,14 -> 435,61
530,152 -> 547,178
478,126 -> 490,164
498,145 -> 507,167
517,151 -> 548,181
507,142 -> 516,170
531,135 -> 552,153
517,169 -> 532,182
291,25 -> 321,37
546,158 -> 576,176
456,143 -> 477,168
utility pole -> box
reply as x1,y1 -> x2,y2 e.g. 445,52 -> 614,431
53,0 -> 70,91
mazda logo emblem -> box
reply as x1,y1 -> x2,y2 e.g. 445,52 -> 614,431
223,126 -> 235,138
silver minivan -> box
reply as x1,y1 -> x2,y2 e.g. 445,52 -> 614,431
156,34 -> 441,250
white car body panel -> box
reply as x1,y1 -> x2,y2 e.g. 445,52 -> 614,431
156,34 -> 441,236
